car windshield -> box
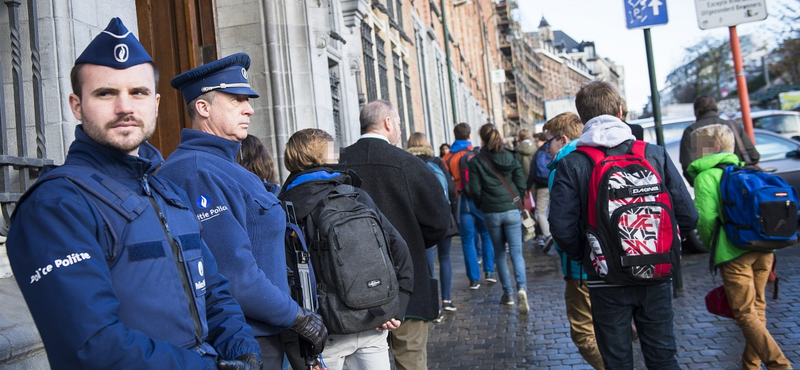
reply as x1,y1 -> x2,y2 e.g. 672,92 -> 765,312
754,133 -> 798,161
641,119 -> 695,142
752,115 -> 800,134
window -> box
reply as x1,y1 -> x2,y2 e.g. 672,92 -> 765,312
753,115 -> 800,134
361,22 -> 378,102
403,60 -> 414,129
329,59 -> 343,147
376,34 -> 390,100
755,133 -> 799,161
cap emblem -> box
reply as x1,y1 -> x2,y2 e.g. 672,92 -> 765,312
114,44 -> 129,63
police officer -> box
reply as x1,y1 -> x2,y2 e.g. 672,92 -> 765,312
160,53 -> 327,368
7,18 -> 261,369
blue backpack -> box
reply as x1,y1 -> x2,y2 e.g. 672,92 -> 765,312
427,161 -> 449,204
717,164 -> 799,250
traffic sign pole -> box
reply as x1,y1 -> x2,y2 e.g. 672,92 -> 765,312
644,29 -> 665,148
730,26 -> 756,143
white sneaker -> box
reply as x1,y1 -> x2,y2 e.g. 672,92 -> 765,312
517,289 -> 530,314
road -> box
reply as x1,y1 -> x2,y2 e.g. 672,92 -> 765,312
426,239 -> 800,369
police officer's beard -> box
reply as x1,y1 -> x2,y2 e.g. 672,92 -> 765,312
83,114 -> 156,154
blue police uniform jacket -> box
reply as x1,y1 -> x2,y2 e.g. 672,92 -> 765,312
7,126 -> 260,370
159,129 -> 297,337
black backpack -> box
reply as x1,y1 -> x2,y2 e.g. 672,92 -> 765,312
304,184 -> 399,334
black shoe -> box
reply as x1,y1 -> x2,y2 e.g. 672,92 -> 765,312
542,236 -> 553,253
500,293 -> 514,306
485,272 -> 497,283
443,301 -> 457,312
469,281 -> 481,290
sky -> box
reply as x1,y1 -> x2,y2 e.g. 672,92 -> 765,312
517,0 -> 782,115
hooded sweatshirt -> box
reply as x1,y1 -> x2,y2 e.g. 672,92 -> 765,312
686,152 -> 758,267
577,115 -> 636,148
467,147 -> 526,213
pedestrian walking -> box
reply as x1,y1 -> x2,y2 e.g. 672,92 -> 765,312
407,132 -> 459,317
160,53 -> 327,368
543,112 -> 604,369
687,124 -> 792,370
6,17 -> 262,369
527,132 -> 553,250
280,128 -> 413,370
339,101 -> 451,370
550,80 -> 698,370
679,95 -> 760,184
468,124 -> 530,313
442,123 -> 497,289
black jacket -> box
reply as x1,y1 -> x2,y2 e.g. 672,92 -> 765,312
549,140 -> 699,283
679,111 -> 760,183
279,168 -> 414,318
340,138 -> 450,319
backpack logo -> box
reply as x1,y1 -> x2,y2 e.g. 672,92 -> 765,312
775,191 -> 789,198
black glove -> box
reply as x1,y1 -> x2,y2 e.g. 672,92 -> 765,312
217,356 -> 260,370
289,307 -> 328,355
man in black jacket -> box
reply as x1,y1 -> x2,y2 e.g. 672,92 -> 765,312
339,101 -> 450,370
679,95 -> 759,184
549,81 -> 698,370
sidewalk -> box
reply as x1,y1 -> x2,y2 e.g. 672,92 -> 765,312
426,238 -> 800,369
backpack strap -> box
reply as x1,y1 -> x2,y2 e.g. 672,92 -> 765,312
630,140 -> 647,158
477,153 -> 523,211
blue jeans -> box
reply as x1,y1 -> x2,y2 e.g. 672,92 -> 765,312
484,210 -> 526,295
426,236 -> 453,301
459,197 -> 494,282
589,282 -> 680,370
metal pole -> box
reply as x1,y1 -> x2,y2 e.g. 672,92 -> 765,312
440,0 -> 459,125
730,26 -> 755,143
644,28 -> 664,147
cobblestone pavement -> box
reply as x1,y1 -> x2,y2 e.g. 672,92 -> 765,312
426,238 -> 800,369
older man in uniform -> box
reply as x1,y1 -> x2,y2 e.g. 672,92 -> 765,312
7,18 -> 261,369
160,53 -> 327,368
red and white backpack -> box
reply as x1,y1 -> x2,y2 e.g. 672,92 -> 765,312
577,141 -> 679,286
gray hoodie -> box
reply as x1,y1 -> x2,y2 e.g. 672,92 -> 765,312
577,115 -> 636,148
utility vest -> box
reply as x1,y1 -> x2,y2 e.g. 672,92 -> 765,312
17,165 -> 218,355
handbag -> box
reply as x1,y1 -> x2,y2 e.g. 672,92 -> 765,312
704,285 -> 734,319
523,189 -> 535,212
477,153 -> 536,242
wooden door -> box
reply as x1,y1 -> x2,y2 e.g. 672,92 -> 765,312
135,0 -> 218,157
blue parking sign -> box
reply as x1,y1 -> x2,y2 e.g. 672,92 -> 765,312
625,0 -> 669,29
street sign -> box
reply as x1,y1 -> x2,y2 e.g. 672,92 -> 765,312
695,0 -> 767,30
625,0 -> 669,29
490,69 -> 506,84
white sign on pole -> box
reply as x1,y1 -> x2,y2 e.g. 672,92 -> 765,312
695,0 -> 767,30
491,69 -> 506,84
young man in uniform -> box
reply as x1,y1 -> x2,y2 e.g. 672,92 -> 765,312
7,18 -> 261,369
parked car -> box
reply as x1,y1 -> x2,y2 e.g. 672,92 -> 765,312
732,110 -> 800,140
664,129 -> 800,253
627,116 -> 696,143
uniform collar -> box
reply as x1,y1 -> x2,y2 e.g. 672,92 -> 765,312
176,128 -> 242,162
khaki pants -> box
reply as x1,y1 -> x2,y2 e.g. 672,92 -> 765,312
389,318 -> 429,370
720,252 -> 792,370
565,279 -> 604,370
